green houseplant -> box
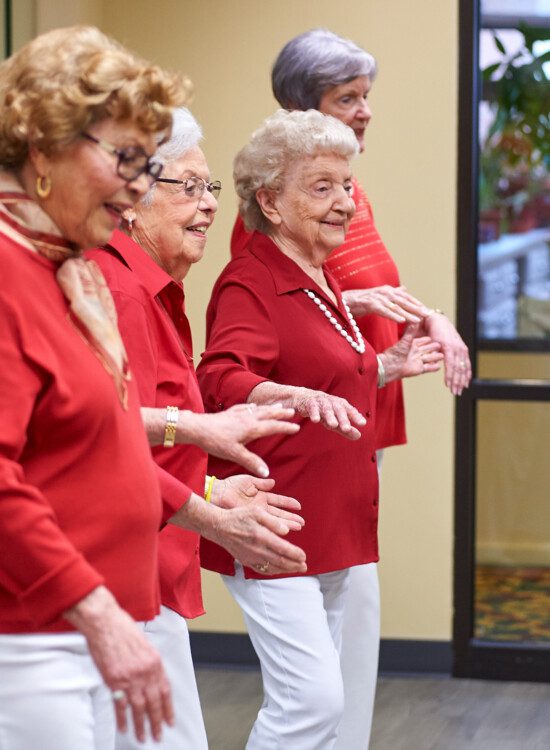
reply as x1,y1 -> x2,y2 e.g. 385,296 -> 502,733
479,25 -> 550,238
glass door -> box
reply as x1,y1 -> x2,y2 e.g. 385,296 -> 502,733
454,0 -> 550,681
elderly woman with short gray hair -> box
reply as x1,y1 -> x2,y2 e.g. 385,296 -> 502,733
197,108 -> 442,749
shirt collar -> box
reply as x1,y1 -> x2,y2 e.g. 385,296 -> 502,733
247,231 -> 345,310
107,229 -> 182,300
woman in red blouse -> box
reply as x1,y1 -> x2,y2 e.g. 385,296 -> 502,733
230,29 -> 473,748
89,107 -> 307,750
197,109 -> 443,749
0,26 -> 187,748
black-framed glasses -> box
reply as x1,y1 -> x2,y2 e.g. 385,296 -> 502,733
155,176 -> 222,200
82,133 -> 163,183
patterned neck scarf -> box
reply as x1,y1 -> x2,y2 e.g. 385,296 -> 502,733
0,176 -> 131,409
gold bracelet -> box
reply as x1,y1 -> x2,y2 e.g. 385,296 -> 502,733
163,406 -> 178,448
205,475 -> 216,503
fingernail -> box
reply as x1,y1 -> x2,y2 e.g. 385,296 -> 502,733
259,466 -> 270,478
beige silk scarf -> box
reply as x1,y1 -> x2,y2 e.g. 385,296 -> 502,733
0,175 -> 131,409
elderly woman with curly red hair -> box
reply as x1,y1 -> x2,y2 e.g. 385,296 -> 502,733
0,25 -> 187,749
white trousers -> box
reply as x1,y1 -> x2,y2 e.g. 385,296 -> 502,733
0,631 -> 114,750
335,449 -> 384,750
334,563 -> 380,749
115,605 -> 208,750
224,564 -> 350,750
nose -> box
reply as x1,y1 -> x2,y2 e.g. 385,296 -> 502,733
127,171 -> 152,199
356,99 -> 372,122
198,188 -> 218,214
333,186 -> 355,215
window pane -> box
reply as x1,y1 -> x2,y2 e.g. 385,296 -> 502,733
475,400 -> 550,642
477,10 -> 550,343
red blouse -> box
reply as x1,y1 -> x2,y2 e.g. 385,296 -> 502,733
231,178 -> 406,450
0,231 -> 162,634
88,231 -> 206,619
197,232 -> 380,579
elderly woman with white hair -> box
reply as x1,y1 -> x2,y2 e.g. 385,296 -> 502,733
197,109 -> 443,749
231,28 -> 472,748
88,107 -> 308,750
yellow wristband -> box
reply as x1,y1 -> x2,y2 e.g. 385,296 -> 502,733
163,406 -> 178,448
204,475 -> 216,503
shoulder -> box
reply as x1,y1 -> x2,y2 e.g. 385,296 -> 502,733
87,246 -> 150,307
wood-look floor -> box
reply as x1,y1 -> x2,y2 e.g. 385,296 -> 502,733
195,667 -> 550,749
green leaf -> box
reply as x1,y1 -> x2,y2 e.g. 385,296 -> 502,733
493,32 -> 507,56
482,62 -> 501,81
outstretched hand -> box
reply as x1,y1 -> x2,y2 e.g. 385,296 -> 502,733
185,403 -> 300,477
343,285 -> 430,323
212,474 -> 304,532
379,323 -> 444,382
422,313 -> 471,396
291,387 -> 367,440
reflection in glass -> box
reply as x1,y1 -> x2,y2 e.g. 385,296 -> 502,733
475,400 -> 550,641
477,2 -> 550,341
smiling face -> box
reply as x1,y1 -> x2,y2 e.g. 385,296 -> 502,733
267,152 -> 355,263
133,146 -> 218,281
318,76 -> 372,153
31,117 -> 159,249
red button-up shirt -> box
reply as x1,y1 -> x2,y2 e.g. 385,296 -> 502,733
88,231 -> 205,619
231,178 -> 406,450
0,231 -> 162,633
197,232 -> 380,578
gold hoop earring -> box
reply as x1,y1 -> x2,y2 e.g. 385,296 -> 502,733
36,175 -> 51,199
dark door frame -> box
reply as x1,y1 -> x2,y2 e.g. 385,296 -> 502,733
453,0 -> 550,682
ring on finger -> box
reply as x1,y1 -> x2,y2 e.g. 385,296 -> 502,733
254,561 -> 270,573
111,689 -> 126,702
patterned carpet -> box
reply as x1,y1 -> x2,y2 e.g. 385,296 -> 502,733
475,565 -> 550,642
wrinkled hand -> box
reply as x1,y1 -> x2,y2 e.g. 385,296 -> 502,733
421,313 -> 471,396
187,403 -> 299,478
343,285 -> 430,322
290,387 -> 366,440
212,503 -> 307,575
64,587 -> 173,744
381,323 -> 444,381
212,475 -> 304,532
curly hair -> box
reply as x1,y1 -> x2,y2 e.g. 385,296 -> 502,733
0,25 -> 192,168
234,108 -> 358,234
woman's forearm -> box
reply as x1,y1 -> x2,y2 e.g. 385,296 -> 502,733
247,381 -> 299,408
140,406 -> 199,447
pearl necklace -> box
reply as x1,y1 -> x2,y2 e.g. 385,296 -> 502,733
302,288 -> 365,353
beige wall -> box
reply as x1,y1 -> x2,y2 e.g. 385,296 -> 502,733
36,0 -> 459,640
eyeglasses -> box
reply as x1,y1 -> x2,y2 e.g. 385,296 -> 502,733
82,133 -> 164,183
155,176 -> 222,200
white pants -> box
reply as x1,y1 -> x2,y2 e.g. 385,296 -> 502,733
334,563 -> 380,749
335,449 -> 384,749
224,564 -> 350,750
115,605 -> 208,750
0,631 -> 114,750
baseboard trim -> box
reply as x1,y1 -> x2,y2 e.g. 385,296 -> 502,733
189,632 -> 452,675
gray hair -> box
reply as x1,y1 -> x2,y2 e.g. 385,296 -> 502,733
272,29 -> 377,111
234,108 -> 358,234
142,106 -> 202,206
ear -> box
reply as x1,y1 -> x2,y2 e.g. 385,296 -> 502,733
256,187 -> 282,227
28,145 -> 51,177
